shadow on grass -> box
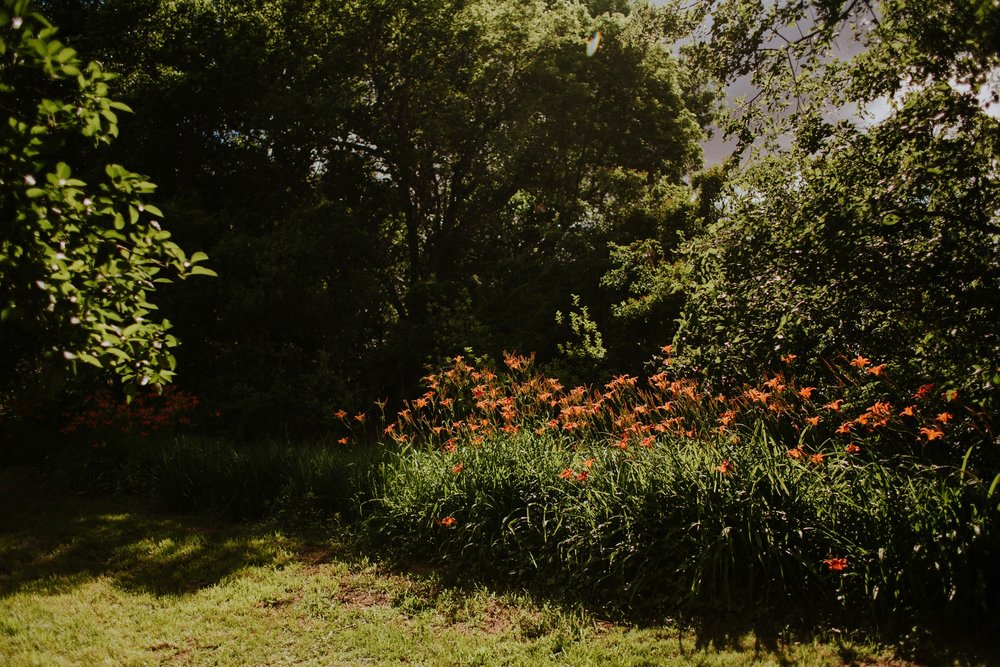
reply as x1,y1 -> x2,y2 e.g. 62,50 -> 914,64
0,466 -> 331,598
373,547 -> 1000,667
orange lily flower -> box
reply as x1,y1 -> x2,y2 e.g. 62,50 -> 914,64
805,416 -> 821,427
899,405 -> 916,417
823,557 -> 848,571
715,459 -> 733,475
824,399 -> 844,412
936,412 -> 953,424
850,354 -> 871,369
845,443 -> 861,454
920,427 -> 944,441
798,386 -> 816,399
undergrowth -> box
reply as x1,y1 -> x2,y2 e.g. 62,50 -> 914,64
34,349 -> 1000,639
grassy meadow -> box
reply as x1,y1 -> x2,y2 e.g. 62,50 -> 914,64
1,467 -> 911,667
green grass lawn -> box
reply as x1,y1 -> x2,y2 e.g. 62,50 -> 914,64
0,467 -> 953,666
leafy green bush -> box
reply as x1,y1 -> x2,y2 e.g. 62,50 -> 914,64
672,85 -> 1000,411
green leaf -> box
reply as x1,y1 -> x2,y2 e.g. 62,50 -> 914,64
188,265 -> 218,277
76,352 -> 103,368
105,347 -> 130,362
55,46 -> 76,63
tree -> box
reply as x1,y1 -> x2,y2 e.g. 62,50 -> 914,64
32,0 -> 708,430
683,0 -> 1000,148
674,90 -> 1000,395
0,0 -> 212,395
612,0 -> 1000,403
309,0 -> 706,381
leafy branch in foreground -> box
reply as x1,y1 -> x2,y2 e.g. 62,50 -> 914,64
0,0 -> 214,392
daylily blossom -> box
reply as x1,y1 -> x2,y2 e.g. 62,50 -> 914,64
823,557 -> 848,571
920,427 -> 944,441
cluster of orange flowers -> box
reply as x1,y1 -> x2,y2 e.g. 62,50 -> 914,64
350,350 -> 966,472
373,350 -> 975,549
330,350 -> 971,524
62,386 -> 201,438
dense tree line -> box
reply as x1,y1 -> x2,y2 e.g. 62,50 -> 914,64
2,0 -> 997,434
9,0 -> 709,431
